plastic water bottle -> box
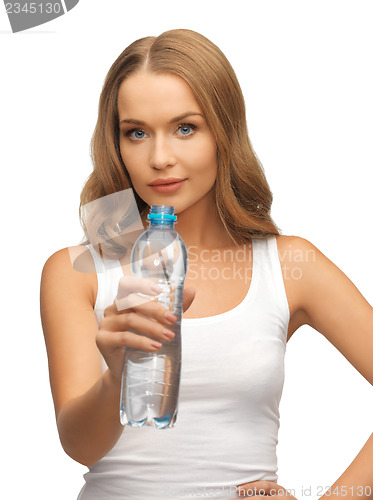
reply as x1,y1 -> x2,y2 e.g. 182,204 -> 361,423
120,205 -> 188,429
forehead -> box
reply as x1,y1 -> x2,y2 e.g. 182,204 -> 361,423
117,71 -> 202,119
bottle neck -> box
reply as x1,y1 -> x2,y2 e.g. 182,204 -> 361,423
148,220 -> 175,230
147,205 -> 176,229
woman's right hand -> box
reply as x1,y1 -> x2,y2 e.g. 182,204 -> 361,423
96,276 -> 195,383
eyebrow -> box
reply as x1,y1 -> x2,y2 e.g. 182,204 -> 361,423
119,112 -> 204,126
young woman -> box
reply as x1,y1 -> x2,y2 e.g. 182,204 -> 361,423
40,29 -> 373,500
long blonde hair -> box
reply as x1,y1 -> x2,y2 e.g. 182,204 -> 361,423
80,29 -> 280,254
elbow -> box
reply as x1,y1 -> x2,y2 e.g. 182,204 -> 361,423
59,435 -> 102,468
56,413 -> 103,468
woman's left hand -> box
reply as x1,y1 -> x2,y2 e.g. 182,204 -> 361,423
236,480 -> 298,499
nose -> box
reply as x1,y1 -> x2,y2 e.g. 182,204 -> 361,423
149,134 -> 176,170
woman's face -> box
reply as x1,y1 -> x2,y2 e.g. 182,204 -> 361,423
117,71 -> 218,216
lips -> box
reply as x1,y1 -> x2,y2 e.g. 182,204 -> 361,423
149,178 -> 186,186
149,179 -> 187,193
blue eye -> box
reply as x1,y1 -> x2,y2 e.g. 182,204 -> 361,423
177,123 -> 197,137
126,129 -> 147,140
133,130 -> 145,139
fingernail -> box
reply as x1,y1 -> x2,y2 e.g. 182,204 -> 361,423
151,341 -> 162,349
163,329 -> 175,339
150,284 -> 162,294
165,312 -> 177,323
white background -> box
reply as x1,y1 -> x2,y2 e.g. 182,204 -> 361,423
1,1 -> 372,499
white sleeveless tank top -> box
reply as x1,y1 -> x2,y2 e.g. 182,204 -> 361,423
77,236 -> 290,500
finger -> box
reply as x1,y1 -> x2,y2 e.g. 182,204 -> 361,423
240,496 -> 282,499
129,285 -> 195,316
115,275 -> 162,311
104,298 -> 146,318
97,327 -> 163,353
115,291 -> 159,312
116,275 -> 162,300
182,286 -> 196,313
102,308 -> 176,342
237,481 -> 283,497
107,296 -> 178,327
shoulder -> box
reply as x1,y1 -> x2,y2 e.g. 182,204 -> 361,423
274,234 -> 316,260
274,234 -> 366,325
41,245 -> 98,309
274,234 -> 318,284
275,234 -> 343,286
274,233 -> 334,280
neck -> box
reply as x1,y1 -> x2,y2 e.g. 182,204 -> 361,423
140,191 -> 235,251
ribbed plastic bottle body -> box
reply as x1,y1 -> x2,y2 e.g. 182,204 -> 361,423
120,206 -> 188,429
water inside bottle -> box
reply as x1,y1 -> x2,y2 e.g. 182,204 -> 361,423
120,345 -> 181,428
120,282 -> 182,429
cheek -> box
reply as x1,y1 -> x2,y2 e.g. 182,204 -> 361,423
181,138 -> 217,172
119,142 -> 128,168
120,140 -> 132,162
200,143 -> 218,180
119,144 -> 142,179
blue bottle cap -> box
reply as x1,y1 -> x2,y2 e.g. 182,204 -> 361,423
148,213 -> 177,221
147,205 -> 177,221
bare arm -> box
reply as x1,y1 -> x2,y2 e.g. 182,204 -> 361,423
238,236 -> 373,499
319,433 -> 373,500
40,248 -> 123,466
290,237 -> 373,499
40,247 -> 195,467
